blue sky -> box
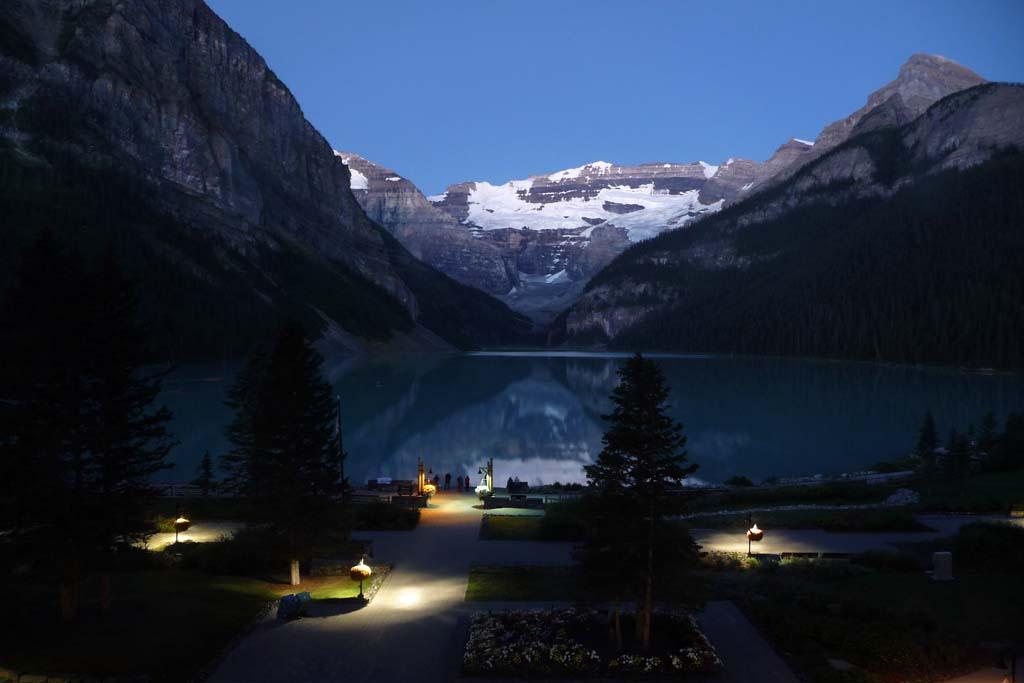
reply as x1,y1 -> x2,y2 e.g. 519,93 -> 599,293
207,0 -> 1024,195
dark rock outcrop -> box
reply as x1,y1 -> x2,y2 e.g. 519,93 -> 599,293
0,0 -> 529,354
338,152 -> 514,295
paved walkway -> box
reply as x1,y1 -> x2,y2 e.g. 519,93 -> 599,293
697,601 -> 799,683
146,521 -> 244,550
692,515 -> 1024,555
207,500 -> 1018,682
207,494 -> 571,683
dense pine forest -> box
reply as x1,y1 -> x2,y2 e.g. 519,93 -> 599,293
583,149 -> 1024,368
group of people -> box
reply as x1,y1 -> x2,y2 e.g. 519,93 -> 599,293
430,472 -> 474,493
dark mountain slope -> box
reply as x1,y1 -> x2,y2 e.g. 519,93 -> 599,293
0,0 -> 530,359
558,84 -> 1024,368
605,151 -> 1024,367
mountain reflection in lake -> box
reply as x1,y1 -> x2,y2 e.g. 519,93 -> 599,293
159,353 -> 1024,487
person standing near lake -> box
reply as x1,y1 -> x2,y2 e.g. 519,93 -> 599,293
444,472 -> 451,491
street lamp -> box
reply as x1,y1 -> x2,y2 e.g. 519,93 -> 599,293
350,557 -> 372,600
746,521 -> 763,557
174,515 -> 191,544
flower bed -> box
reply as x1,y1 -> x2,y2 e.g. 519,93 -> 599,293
463,608 -> 722,678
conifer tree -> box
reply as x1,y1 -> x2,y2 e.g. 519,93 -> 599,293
583,353 -> 699,650
0,236 -> 174,619
192,451 -> 217,496
221,321 -> 345,584
915,411 -> 939,459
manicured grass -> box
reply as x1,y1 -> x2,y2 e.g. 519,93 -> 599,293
684,480 -> 895,513
0,570 -> 362,681
704,551 -> 1024,683
687,508 -> 931,532
465,565 -> 581,601
917,468 -> 1024,513
480,514 -> 543,540
480,501 -> 587,541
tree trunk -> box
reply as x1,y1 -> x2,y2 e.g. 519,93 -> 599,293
642,501 -> 655,651
99,572 -> 111,612
289,559 -> 301,586
613,600 -> 623,652
60,557 -> 80,622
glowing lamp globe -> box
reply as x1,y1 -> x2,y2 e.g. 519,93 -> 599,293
173,516 -> 191,533
746,524 -> 764,542
350,557 -> 372,600
350,557 -> 372,583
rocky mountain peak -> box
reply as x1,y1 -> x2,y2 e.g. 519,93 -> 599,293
813,53 -> 986,155
747,54 -> 990,192
871,53 -> 986,116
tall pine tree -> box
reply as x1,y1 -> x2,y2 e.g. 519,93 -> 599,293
0,236 -> 174,619
583,353 -> 699,650
915,411 -> 939,458
221,321 -> 345,584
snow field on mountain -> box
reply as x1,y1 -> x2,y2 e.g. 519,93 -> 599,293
461,179 -> 722,242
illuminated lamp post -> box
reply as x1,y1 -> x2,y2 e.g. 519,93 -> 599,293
174,515 -> 191,544
350,557 -> 372,600
477,458 -> 493,493
746,515 -> 763,556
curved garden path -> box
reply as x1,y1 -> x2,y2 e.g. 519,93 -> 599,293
209,495 -> 1019,682
207,493 -> 571,683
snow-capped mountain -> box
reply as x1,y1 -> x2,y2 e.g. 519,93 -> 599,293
430,160 -> 727,243
340,156 -> 762,322
337,53 -> 990,324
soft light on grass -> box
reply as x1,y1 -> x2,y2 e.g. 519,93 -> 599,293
465,565 -> 579,601
480,515 -> 542,540
687,508 -> 931,532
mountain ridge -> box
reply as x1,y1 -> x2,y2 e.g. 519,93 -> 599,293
555,82 -> 1024,367
340,54 -> 990,324
0,0 -> 531,358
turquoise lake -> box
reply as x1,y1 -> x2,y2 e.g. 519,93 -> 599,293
159,352 -> 1024,488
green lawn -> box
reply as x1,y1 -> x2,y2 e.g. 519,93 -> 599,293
706,560 -> 1023,683
0,570 -> 362,681
480,514 -> 543,540
465,565 -> 581,601
687,507 -> 931,532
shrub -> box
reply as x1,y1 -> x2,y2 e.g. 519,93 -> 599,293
779,558 -> 867,580
852,550 -> 921,573
351,502 -> 419,531
953,522 -> 1024,573
724,475 -> 754,487
170,526 -> 285,575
